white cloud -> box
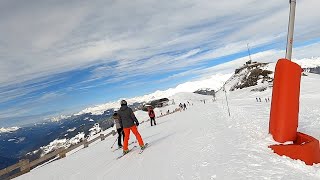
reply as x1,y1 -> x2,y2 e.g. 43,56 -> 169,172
1,0 -> 319,88
174,49 -> 201,61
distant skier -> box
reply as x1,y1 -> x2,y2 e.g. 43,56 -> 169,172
183,103 -> 187,110
203,100 -> 206,104
259,98 -> 261,102
179,103 -> 183,108
112,110 -> 124,148
256,97 -> 258,102
117,100 -> 145,154
148,107 -> 156,126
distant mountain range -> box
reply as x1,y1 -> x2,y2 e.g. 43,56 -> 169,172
0,100 -> 148,169
0,111 -> 111,170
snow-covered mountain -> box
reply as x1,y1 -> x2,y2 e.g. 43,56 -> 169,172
50,115 -> 72,122
29,123 -> 105,158
75,73 -> 232,116
35,132 -> 86,157
0,126 -> 20,134
293,57 -> 320,68
15,68 -> 320,179
228,61 -> 273,92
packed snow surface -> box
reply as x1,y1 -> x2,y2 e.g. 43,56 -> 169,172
17,73 -> 320,180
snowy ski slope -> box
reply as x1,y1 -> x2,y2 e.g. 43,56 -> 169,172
16,73 -> 320,180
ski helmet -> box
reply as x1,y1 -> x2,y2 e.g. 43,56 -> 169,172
120,100 -> 127,105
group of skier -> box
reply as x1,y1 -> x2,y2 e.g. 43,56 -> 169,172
112,100 -> 156,155
179,103 -> 187,111
256,97 -> 270,102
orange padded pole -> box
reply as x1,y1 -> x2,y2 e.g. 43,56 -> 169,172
270,132 -> 320,165
269,59 -> 302,143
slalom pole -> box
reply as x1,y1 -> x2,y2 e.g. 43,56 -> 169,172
223,85 -> 231,117
285,0 -> 297,60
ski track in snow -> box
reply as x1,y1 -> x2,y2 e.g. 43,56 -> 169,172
16,73 -> 320,180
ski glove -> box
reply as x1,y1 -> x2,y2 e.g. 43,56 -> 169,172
135,121 -> 139,126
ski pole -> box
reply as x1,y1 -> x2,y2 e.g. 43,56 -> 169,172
110,136 -> 118,149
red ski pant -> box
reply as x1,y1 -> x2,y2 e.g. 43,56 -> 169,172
123,125 -> 144,151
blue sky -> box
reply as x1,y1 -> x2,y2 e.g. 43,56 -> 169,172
1,0 -> 320,127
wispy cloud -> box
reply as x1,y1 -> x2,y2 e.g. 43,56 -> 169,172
174,49 -> 201,61
2,0 -> 319,86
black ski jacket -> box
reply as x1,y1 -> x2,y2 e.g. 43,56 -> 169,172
117,105 -> 139,128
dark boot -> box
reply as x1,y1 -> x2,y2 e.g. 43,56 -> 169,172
117,128 -> 123,147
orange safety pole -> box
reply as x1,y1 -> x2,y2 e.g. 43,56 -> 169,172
269,0 -> 299,142
269,59 -> 302,142
269,0 -> 320,165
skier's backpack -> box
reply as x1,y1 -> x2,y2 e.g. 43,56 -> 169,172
149,110 -> 155,117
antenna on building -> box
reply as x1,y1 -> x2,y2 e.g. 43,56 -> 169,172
247,43 -> 252,63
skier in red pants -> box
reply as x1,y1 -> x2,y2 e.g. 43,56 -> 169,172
117,100 -> 145,155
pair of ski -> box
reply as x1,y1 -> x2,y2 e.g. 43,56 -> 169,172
116,143 -> 149,160
112,141 -> 136,152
